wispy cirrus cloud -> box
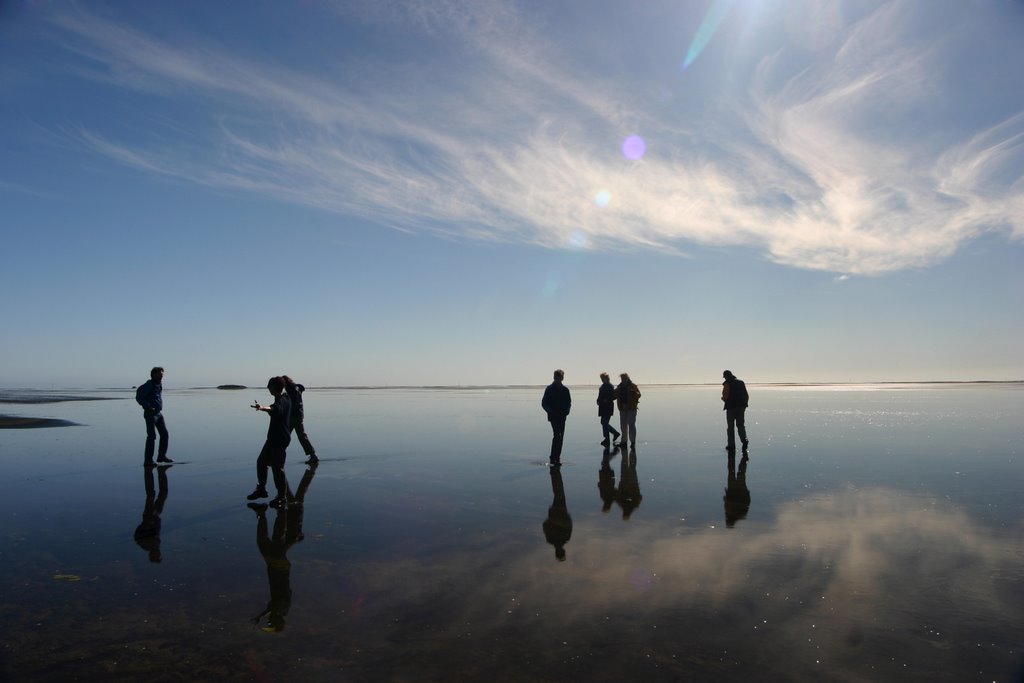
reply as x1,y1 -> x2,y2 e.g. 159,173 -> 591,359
48,0 -> 1024,274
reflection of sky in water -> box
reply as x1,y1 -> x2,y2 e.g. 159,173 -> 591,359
1,385 -> 1022,680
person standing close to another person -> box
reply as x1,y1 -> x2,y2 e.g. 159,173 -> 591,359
615,372 -> 641,450
596,372 -> 620,447
136,366 -> 172,466
722,370 -> 749,453
283,376 -> 317,465
247,376 -> 292,508
541,369 -> 572,465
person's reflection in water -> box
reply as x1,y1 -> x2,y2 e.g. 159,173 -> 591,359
723,452 -> 751,528
615,445 -> 643,520
286,460 -> 318,530
543,466 -> 573,562
597,445 -> 617,513
134,463 -> 171,563
249,502 -> 304,632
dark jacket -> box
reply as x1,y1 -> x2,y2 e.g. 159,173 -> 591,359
723,377 -> 749,410
266,393 -> 292,446
615,381 -> 641,411
136,379 -> 163,413
285,382 -> 305,421
597,382 -> 616,417
542,382 -> 571,421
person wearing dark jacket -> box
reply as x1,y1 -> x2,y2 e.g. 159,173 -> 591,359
136,366 -> 172,465
541,369 -> 572,464
247,376 -> 293,508
722,370 -> 749,452
596,372 -> 620,447
614,373 -> 641,450
283,376 -> 317,464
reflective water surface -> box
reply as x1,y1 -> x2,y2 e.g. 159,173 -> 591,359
1,384 -> 1022,681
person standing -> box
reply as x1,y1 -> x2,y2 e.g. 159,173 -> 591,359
247,376 -> 293,508
541,369 -> 572,465
614,372 -> 641,450
722,370 -> 749,452
596,372 -> 620,447
283,376 -> 317,465
136,366 -> 172,465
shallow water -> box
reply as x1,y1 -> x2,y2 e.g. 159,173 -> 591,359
1,384 -> 1022,681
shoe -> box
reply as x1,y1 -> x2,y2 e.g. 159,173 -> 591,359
600,439 -> 610,446
247,502 -> 267,513
144,460 -> 156,468
246,487 -> 269,501
268,496 -> 288,508
612,433 -> 620,443
156,456 -> 174,463
741,440 -> 749,451
305,454 -> 319,465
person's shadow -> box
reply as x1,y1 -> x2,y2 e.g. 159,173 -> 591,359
543,466 -> 573,561
597,446 -> 617,513
723,452 -> 751,528
249,502 -> 304,632
134,464 -> 171,563
615,445 -> 643,520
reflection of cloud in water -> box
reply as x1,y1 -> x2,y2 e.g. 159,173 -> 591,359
349,488 -> 1023,678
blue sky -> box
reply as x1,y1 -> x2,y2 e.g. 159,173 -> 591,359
2,0 -> 1022,388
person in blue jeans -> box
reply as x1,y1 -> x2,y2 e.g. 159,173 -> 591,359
136,366 -> 172,465
541,369 -> 572,465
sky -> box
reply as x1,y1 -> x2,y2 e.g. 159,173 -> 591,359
1,0 -> 1022,388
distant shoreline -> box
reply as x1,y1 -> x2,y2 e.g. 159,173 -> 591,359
3,380 -> 1021,395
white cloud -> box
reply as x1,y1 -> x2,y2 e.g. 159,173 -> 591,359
49,0 -> 1024,274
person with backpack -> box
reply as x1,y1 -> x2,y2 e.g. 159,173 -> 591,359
283,376 -> 317,465
136,366 -> 172,465
722,370 -> 749,453
614,373 -> 641,450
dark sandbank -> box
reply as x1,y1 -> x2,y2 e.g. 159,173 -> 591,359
216,384 -> 247,390
0,415 -> 79,429
0,390 -> 118,405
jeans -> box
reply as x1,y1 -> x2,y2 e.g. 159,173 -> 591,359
290,418 -> 316,456
600,414 -> 619,440
256,440 -> 289,497
144,411 -> 169,462
549,415 -> 566,462
726,407 -> 747,449
619,409 -> 637,446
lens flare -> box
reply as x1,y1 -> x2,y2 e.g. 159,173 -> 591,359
568,230 -> 588,249
683,0 -> 734,70
622,135 -> 646,160
595,190 -> 611,208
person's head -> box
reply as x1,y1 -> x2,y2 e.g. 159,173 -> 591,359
150,367 -> 164,381
282,375 -> 295,387
600,372 -> 610,383
553,369 -> 564,382
619,372 -> 630,383
267,376 -> 285,396
723,370 -> 734,380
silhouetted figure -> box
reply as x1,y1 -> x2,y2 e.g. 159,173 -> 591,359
283,376 -> 318,465
597,446 -> 617,512
596,372 -> 621,447
543,466 -> 573,561
134,463 -> 170,563
614,373 -> 641,450
541,369 -> 571,465
285,460 -> 318,534
724,452 -> 751,527
249,504 -> 303,633
136,366 -> 172,465
247,376 -> 292,508
721,370 -> 749,452
615,446 -> 643,520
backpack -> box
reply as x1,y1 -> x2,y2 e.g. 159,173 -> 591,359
135,382 -> 148,407
733,379 -> 749,407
